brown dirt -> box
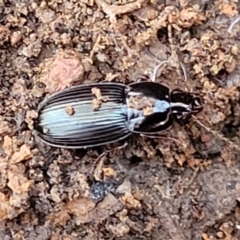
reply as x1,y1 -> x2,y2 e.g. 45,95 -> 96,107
1,0 -> 240,239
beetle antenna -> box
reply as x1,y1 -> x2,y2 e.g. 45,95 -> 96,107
140,133 -> 183,146
151,61 -> 168,82
179,62 -> 188,82
228,15 -> 240,34
89,142 -> 128,179
151,61 -> 187,82
192,116 -> 239,151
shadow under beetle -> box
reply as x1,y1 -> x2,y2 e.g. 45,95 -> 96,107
34,81 -> 203,149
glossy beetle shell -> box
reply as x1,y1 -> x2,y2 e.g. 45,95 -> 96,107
34,82 -> 202,149
35,83 -> 130,148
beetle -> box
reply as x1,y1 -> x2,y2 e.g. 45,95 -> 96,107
34,81 -> 203,149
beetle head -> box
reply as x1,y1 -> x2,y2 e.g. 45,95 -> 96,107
170,89 -> 203,125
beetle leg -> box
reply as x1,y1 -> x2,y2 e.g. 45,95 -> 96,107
151,59 -> 188,83
140,133 -> 182,145
151,60 -> 169,82
179,62 -> 188,82
89,142 -> 128,180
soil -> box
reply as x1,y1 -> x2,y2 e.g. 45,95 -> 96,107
1,0 -> 240,239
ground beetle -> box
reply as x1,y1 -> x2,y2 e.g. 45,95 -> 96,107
34,81 -> 203,149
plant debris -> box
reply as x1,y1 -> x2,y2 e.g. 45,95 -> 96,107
65,105 -> 75,116
128,95 -> 156,116
91,87 -> 109,110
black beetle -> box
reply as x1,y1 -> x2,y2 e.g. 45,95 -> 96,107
34,81 -> 202,149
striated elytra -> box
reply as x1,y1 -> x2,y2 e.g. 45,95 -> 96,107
34,81 -> 203,149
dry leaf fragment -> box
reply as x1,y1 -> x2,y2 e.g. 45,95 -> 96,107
219,221 -> 234,237
210,111 -> 225,124
108,222 -> 130,237
49,194 -> 123,225
176,153 -> 186,166
65,105 -> 75,115
11,78 -> 27,95
202,233 -> 211,240
91,87 -> 102,99
26,110 -> 38,130
225,58 -> 236,73
92,98 -> 102,110
50,232 -> 61,240
0,117 -> 12,136
92,87 -> 109,102
102,167 -> 116,179
11,144 -> 33,164
3,135 -> 13,157
48,197 -> 96,226
10,31 -> 22,46
128,95 -> 155,115
0,193 -> 25,220
67,198 -> 96,217
9,192 -> 29,208
179,8 -> 200,27
31,82 -> 46,97
0,192 -> 11,221
219,3 -> 238,17
72,197 -> 95,216
201,133 -> 211,143
50,186 -> 62,203
143,106 -> 153,116
95,0 -> 149,23
230,45 -> 238,55
92,193 -> 123,223
47,208 -> 71,226
105,72 -> 119,81
144,216 -> 159,233
91,87 -> 109,110
133,5 -> 158,22
7,166 -> 33,194
178,0 -> 189,8
169,5 -> 206,28
120,192 -> 141,208
210,64 -> 219,75
0,25 -> 10,44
